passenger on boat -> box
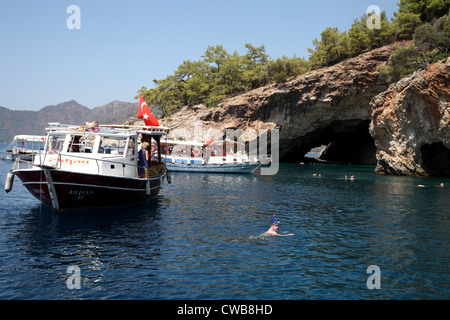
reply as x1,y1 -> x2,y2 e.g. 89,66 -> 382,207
138,142 -> 149,178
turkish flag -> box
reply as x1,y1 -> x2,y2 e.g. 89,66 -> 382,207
138,95 -> 159,127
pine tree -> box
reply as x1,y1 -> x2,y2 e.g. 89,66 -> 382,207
393,0 -> 450,39
308,27 -> 349,69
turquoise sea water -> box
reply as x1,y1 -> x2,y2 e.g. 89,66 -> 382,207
0,143 -> 449,300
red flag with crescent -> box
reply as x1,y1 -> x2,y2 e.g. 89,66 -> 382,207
138,95 -> 159,127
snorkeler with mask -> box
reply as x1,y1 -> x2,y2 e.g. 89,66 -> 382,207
264,215 -> 294,236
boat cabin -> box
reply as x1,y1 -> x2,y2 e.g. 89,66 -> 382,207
162,139 -> 260,165
35,124 -> 166,179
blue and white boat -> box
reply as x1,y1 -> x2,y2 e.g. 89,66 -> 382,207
161,139 -> 263,174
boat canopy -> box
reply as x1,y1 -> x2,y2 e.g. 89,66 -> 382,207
45,123 -> 167,137
12,135 -> 47,143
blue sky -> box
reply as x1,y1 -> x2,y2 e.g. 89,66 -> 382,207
0,0 -> 399,111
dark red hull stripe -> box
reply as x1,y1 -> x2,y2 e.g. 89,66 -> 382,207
14,169 -> 163,210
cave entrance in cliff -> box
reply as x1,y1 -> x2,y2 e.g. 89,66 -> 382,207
281,120 -> 377,165
420,142 -> 450,177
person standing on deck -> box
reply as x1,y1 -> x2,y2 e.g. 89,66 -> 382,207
138,142 -> 149,178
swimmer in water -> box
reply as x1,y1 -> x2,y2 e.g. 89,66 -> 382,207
264,218 -> 294,237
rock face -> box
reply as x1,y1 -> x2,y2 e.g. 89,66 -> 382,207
161,42 -> 410,164
158,42 -> 450,177
370,57 -> 450,177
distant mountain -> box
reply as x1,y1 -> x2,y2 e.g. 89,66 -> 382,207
0,100 -> 140,142
88,100 -> 138,124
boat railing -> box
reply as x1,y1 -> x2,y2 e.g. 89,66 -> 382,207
12,157 -> 35,170
2,140 -> 16,160
29,151 -> 165,179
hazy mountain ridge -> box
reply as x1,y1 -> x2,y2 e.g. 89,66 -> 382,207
0,100 -> 138,142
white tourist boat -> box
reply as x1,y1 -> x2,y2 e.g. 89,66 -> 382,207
5,122 -> 169,212
161,139 -> 264,174
2,135 -> 46,161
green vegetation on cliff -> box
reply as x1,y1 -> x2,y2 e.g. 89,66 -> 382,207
308,0 -> 449,72
138,0 -> 449,117
137,44 -> 309,116
378,13 -> 450,83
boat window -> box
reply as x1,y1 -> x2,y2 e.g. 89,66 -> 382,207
81,136 -> 95,153
208,145 -> 224,156
172,145 -> 186,156
99,136 -> 128,155
67,135 -> 82,153
46,135 -> 65,154
127,137 -> 136,156
66,134 -> 95,153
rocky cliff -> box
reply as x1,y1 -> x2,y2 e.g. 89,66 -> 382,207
158,41 -> 449,177
370,57 -> 450,177
161,42 -> 410,164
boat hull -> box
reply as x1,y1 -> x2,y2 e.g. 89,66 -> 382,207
13,168 -> 164,212
166,162 -> 261,173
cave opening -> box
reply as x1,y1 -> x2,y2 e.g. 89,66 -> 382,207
281,120 -> 377,165
420,142 -> 450,177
